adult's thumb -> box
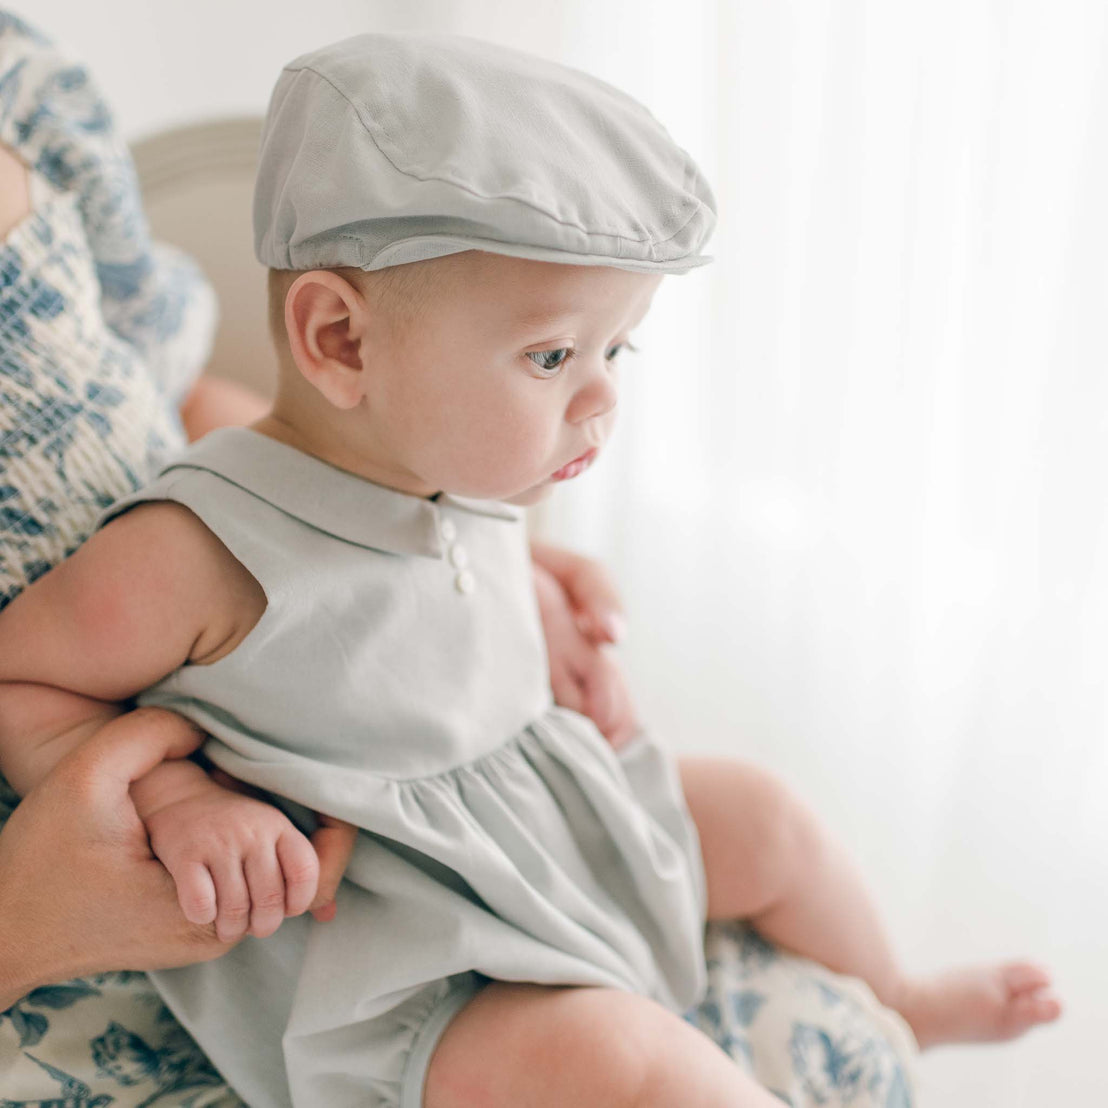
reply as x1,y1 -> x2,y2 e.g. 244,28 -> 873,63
62,707 -> 205,804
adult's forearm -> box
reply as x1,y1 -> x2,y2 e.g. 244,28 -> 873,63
0,927 -> 36,1010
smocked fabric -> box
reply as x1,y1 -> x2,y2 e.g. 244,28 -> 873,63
0,10 -> 215,608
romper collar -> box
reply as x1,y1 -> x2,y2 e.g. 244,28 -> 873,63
162,427 -> 521,558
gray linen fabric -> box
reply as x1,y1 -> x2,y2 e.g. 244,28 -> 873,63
101,428 -> 708,1108
254,33 -> 716,274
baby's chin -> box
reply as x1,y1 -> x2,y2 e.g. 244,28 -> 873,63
502,482 -> 556,508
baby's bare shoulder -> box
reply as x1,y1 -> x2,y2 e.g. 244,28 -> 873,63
0,501 -> 265,697
97,499 -> 246,593
102,501 -> 267,665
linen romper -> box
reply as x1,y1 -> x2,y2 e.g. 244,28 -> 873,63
104,427 -> 709,1108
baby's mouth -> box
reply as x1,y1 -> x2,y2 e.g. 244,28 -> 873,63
551,448 -> 598,482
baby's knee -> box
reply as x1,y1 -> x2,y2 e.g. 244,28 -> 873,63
745,762 -> 807,830
684,758 -> 817,886
733,768 -> 813,901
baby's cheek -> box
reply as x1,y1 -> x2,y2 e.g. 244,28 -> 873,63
443,428 -> 540,498
499,436 -> 559,500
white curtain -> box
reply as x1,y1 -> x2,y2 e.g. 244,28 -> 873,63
534,3 -> 1107,1104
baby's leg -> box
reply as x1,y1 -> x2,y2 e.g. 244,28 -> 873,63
680,757 -> 1061,1048
424,982 -> 782,1108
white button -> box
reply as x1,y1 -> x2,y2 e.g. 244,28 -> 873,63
455,569 -> 476,594
449,544 -> 468,569
440,519 -> 457,542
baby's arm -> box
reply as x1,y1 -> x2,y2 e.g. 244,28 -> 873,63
0,503 -> 328,940
0,502 -> 222,791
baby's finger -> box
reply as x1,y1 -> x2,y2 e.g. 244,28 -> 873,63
310,816 -> 358,917
276,829 -> 320,918
243,848 -> 287,939
208,856 -> 252,943
171,861 -> 217,926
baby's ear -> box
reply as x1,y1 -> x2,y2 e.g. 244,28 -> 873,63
284,271 -> 369,410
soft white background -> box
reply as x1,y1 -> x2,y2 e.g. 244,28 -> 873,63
23,1 -> 1106,1103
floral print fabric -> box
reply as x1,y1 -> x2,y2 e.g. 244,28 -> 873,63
686,922 -> 917,1106
0,9 -> 214,608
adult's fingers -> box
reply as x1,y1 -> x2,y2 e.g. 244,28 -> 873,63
310,816 -> 357,919
581,647 -> 640,750
579,652 -> 617,738
574,606 -> 626,646
604,712 -> 640,752
549,659 -> 587,716
531,542 -> 625,644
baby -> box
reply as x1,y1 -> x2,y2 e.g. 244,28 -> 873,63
0,33 -> 1060,1108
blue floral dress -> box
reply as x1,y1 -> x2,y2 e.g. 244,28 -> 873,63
0,10 -> 239,1106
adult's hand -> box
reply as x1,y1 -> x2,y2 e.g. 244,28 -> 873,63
530,540 -> 627,645
0,709 -> 236,1010
531,545 -> 640,750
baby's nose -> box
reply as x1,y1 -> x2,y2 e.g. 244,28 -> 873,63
567,364 -> 618,425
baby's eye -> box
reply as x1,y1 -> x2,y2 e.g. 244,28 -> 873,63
526,348 -> 573,376
607,340 -> 641,361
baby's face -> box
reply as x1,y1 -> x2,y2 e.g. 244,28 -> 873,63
362,252 -> 660,504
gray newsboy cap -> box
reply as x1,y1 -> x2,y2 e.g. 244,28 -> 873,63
254,33 -> 716,275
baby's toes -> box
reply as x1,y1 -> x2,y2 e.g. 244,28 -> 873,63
1000,961 -> 1052,998
999,989 -> 1063,1038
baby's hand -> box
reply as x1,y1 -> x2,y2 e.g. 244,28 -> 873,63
143,775 -> 321,943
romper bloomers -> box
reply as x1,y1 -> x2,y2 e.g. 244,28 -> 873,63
103,426 -> 709,1108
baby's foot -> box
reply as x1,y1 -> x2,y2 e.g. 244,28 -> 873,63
897,962 -> 1062,1049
